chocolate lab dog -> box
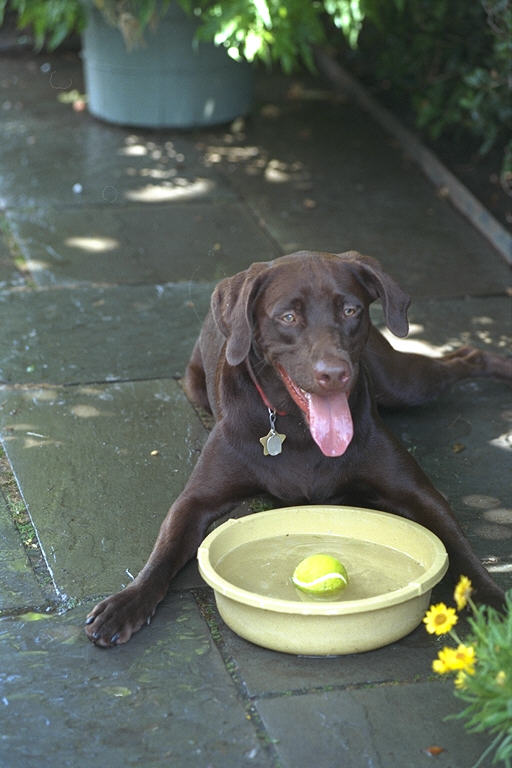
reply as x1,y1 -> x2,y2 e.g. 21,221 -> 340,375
86,251 -> 510,646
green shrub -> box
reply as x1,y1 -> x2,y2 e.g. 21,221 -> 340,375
3,1 -> 510,183
0,0 -> 85,49
345,0 -> 511,185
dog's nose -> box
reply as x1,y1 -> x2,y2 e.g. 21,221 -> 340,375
313,359 -> 352,390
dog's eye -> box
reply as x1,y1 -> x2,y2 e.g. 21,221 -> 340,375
280,311 -> 297,325
343,306 -> 359,318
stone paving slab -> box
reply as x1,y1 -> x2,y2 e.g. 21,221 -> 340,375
0,281 -> 214,385
201,86 -> 512,297
0,379 -> 207,600
6,201 -> 277,286
372,295 -> 511,353
256,681 -> 491,768
382,380 -> 512,588
0,50 -> 85,122
1,116 -> 234,210
0,492 -> 46,613
1,53 -> 234,212
0,271 -> 508,391
0,595 -> 269,768
0,52 -> 237,214
372,296 -> 512,587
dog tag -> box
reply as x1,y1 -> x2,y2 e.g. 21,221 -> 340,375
260,429 -> 286,456
259,409 -> 286,456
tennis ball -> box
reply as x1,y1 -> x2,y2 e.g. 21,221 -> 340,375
292,553 -> 348,596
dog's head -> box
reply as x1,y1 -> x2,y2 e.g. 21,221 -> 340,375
211,250 -> 410,456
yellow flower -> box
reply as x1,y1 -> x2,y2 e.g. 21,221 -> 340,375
454,575 -> 473,611
423,602 -> 458,635
432,650 -> 450,674
495,670 -> 506,686
452,643 -> 476,674
432,644 -> 476,676
432,646 -> 458,674
454,671 -> 468,689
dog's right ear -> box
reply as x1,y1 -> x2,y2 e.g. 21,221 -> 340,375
338,251 -> 410,338
211,262 -> 269,366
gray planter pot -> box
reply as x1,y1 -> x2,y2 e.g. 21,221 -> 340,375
81,3 -> 254,128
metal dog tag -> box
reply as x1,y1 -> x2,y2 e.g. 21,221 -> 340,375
259,410 -> 286,456
260,429 -> 286,456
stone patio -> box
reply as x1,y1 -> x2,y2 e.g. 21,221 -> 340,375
0,45 -> 510,768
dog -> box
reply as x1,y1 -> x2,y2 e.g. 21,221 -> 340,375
85,250 -> 510,646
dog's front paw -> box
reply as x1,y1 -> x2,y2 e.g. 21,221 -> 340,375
84,585 -> 156,647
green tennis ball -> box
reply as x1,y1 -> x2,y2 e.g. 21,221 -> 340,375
292,553 -> 348,596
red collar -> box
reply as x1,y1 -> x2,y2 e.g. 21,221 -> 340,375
246,358 -> 287,416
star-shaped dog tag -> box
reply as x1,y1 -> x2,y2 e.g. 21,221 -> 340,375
259,429 -> 286,456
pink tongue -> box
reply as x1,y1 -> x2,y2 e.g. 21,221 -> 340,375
306,391 -> 353,457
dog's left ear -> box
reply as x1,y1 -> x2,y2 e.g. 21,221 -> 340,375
339,251 -> 410,338
211,261 -> 270,366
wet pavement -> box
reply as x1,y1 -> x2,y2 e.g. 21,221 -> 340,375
0,45 -> 511,768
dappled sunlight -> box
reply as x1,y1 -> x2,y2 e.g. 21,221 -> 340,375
202,135 -> 309,187
112,134 -> 218,203
462,494 -> 501,509
23,435 -> 63,449
462,495 -> 512,567
487,562 -> 512,573
70,405 -> 101,418
464,314 -> 510,350
1,422 -> 63,450
23,388 -> 60,402
120,135 -> 185,162
137,168 -> 180,180
264,158 -> 307,184
381,324 -> 449,357
118,143 -> 149,157
381,312 -> 511,359
65,236 -> 119,253
440,314 -> 511,352
22,259 -> 50,273
489,430 -> 512,451
1,388 -> 115,453
484,508 -> 512,524
102,86 -> 331,205
199,80 -> 342,186
1,422 -> 38,433
124,178 -> 214,203
204,144 -> 260,166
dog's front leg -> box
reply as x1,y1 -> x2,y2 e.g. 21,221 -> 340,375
84,430 -> 256,647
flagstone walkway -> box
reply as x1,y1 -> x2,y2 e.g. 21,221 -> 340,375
0,45 -> 511,768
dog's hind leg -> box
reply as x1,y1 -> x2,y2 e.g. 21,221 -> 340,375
365,327 -> 512,409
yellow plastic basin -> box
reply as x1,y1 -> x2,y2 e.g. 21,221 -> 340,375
197,505 -> 448,655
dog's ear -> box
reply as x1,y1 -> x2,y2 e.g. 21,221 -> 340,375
339,251 -> 410,338
211,262 -> 269,366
